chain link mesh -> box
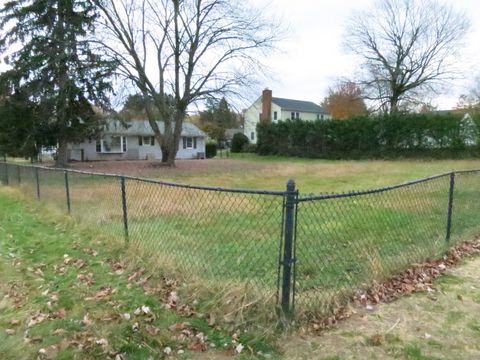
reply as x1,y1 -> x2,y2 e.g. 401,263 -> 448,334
1,162 -> 480,320
295,175 -> 451,315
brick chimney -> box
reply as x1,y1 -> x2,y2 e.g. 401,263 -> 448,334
261,89 -> 272,122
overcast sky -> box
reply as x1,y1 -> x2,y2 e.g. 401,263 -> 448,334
255,0 -> 480,110
0,0 -> 478,111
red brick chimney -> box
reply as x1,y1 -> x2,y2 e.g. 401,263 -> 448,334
261,89 -> 272,122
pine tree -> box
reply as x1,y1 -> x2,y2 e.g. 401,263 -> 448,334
0,0 -> 115,166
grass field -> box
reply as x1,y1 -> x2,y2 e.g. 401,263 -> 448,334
68,155 -> 480,193
3,185 -> 480,359
0,189 -> 278,359
2,157 -> 480,319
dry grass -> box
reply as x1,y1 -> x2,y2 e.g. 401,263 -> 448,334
69,156 -> 480,193
282,255 -> 480,360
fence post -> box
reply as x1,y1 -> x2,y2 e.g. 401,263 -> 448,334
120,176 -> 129,242
17,165 -> 21,184
280,179 -> 297,318
35,167 -> 41,199
64,171 -> 71,214
446,172 -> 455,243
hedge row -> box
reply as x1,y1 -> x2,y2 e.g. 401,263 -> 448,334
256,112 -> 480,159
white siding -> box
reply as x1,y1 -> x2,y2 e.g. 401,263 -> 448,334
244,97 -> 262,144
244,97 -> 331,144
69,135 -> 205,161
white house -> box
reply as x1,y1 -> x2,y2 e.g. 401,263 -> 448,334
68,119 -> 207,161
244,89 -> 331,144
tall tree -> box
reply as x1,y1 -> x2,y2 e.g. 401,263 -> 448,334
321,81 -> 368,119
345,0 -> 470,114
0,74 -> 55,160
0,0 -> 115,167
93,0 -> 278,165
199,97 -> 238,140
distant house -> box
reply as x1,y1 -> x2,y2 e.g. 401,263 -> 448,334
244,89 -> 331,144
68,119 -> 207,161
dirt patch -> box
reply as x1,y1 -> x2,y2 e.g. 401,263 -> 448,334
69,159 -> 265,179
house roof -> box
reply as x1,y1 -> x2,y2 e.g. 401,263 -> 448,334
103,119 -> 206,137
272,97 -> 328,114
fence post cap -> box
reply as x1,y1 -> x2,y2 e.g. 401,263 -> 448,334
286,179 -> 295,191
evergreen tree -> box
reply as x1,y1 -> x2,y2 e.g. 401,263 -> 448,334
0,0 -> 114,166
199,98 -> 239,141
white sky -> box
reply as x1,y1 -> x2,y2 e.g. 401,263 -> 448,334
255,0 -> 480,110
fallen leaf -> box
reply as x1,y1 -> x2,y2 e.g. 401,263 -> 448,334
132,322 -> 139,332
95,338 -> 108,346
82,314 -> 93,327
169,322 -> 190,332
145,325 -> 160,336
235,343 -> 244,354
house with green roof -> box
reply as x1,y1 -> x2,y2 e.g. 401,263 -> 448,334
68,119 -> 207,161
244,89 -> 331,144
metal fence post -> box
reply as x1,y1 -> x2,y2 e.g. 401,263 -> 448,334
120,176 -> 129,242
446,172 -> 455,243
64,171 -> 71,214
35,167 -> 41,199
280,179 -> 297,318
17,165 -> 21,184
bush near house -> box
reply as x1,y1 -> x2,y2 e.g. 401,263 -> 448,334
230,133 -> 250,153
256,112 -> 480,159
205,141 -> 217,158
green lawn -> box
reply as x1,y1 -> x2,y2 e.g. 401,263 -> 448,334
0,190 -> 277,359
144,154 -> 480,193
2,157 -> 480,320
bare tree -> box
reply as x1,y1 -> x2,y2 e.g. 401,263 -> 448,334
93,0 -> 278,165
457,75 -> 480,111
345,0 -> 470,114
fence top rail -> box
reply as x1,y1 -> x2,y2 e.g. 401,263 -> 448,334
3,161 -> 480,199
297,170 -> 480,203
0,161 -> 286,196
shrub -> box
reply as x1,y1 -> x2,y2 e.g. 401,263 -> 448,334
256,112 -> 480,159
231,133 -> 249,153
242,143 -> 257,153
205,142 -> 217,158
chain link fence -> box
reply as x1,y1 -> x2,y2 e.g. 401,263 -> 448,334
0,161 -> 479,321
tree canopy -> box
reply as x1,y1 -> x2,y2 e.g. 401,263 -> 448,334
94,0 -> 279,165
198,98 -> 239,141
345,0 -> 470,114
0,0 -> 115,166
321,82 -> 368,120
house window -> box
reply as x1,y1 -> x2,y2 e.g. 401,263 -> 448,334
321,114 -> 324,120
96,135 -> 126,153
139,136 -> 155,146
182,137 -> 197,149
291,112 -> 299,120
316,114 -> 320,120
273,111 -> 278,120
251,132 -> 255,141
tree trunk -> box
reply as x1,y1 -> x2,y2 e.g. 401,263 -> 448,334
55,138 -> 68,168
389,95 -> 400,115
